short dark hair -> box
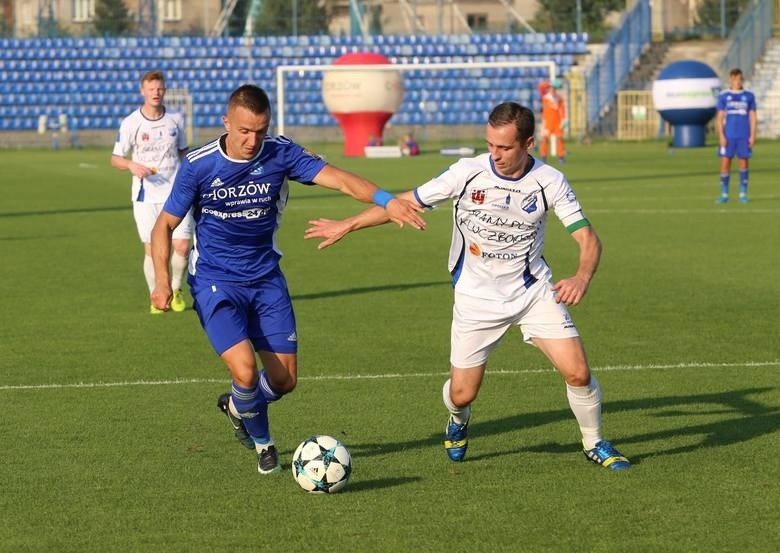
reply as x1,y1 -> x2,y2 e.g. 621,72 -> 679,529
228,84 -> 271,115
729,68 -> 743,77
488,102 -> 535,143
140,70 -> 165,85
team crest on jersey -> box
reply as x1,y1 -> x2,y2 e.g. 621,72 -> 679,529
521,194 -> 538,214
471,189 -> 486,204
141,133 -> 149,141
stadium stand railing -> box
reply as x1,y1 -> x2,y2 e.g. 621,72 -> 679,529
0,32 -> 588,133
582,0 -> 651,132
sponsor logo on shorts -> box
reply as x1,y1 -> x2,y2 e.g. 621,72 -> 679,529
561,313 -> 575,329
287,332 -> 297,342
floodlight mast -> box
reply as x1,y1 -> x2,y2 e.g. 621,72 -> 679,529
274,60 -> 557,136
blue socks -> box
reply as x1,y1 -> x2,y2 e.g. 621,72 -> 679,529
720,173 -> 730,197
231,370 -> 282,445
739,169 -> 748,197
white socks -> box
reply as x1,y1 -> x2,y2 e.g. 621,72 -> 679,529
170,251 -> 188,291
144,252 -> 189,293
143,255 -> 156,293
442,379 -> 471,425
566,375 -> 602,450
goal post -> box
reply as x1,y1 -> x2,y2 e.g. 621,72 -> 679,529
274,60 -> 558,137
165,88 -> 194,146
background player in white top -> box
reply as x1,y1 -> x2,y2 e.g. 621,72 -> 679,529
111,70 -> 193,314
305,102 -> 630,470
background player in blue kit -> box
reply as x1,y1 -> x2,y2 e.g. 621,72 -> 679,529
305,102 -> 629,471
716,68 -> 757,204
150,84 -> 425,474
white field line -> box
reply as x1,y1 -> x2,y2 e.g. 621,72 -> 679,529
285,204 -> 780,214
0,360 -> 777,392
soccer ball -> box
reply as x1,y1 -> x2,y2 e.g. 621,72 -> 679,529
291,435 -> 352,494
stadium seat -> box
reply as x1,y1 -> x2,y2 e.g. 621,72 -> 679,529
0,31 -> 586,132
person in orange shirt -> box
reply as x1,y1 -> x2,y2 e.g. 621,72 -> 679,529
539,78 -> 567,163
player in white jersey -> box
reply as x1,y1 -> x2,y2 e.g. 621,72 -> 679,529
305,102 -> 630,470
111,70 -> 193,314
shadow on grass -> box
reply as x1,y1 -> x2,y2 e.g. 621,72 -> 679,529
350,387 -> 778,465
346,476 -> 422,493
292,280 -> 450,301
0,205 -> 129,218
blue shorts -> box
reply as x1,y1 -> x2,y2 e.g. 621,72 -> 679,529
189,269 -> 298,356
718,138 -> 751,160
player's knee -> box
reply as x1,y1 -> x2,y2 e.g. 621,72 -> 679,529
564,370 -> 591,388
277,373 -> 297,394
449,382 -> 478,407
231,368 -> 258,390
266,370 -> 296,395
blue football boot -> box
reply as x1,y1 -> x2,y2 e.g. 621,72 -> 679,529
444,416 -> 469,462
583,440 -> 631,470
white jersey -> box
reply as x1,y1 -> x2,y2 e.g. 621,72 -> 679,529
112,108 -> 187,204
414,153 -> 588,301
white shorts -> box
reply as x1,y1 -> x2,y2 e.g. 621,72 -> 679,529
133,201 -> 194,243
450,280 -> 579,368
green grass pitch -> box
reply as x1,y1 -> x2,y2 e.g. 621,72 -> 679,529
0,138 -> 777,552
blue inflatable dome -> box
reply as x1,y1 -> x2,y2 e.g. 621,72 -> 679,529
652,60 -> 721,146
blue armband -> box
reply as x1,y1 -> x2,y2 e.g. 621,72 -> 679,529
372,189 -> 395,208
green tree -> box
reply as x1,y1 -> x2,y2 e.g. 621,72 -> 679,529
532,0 -> 623,39
695,0 -> 747,34
93,0 -> 131,36
251,0 -> 330,36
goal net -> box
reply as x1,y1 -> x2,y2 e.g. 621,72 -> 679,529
165,88 -> 194,146
274,60 -> 557,142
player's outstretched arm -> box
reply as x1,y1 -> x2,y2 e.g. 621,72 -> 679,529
150,210 -> 182,310
551,225 -> 602,306
305,191 -> 421,250
312,165 -> 425,230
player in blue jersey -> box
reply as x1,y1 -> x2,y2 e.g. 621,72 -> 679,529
149,84 -> 425,474
306,102 -> 630,470
716,68 -> 757,204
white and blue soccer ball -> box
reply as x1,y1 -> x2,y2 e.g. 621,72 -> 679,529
291,435 -> 352,494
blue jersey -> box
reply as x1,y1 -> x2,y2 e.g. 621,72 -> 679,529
716,89 -> 756,139
164,134 -> 327,283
